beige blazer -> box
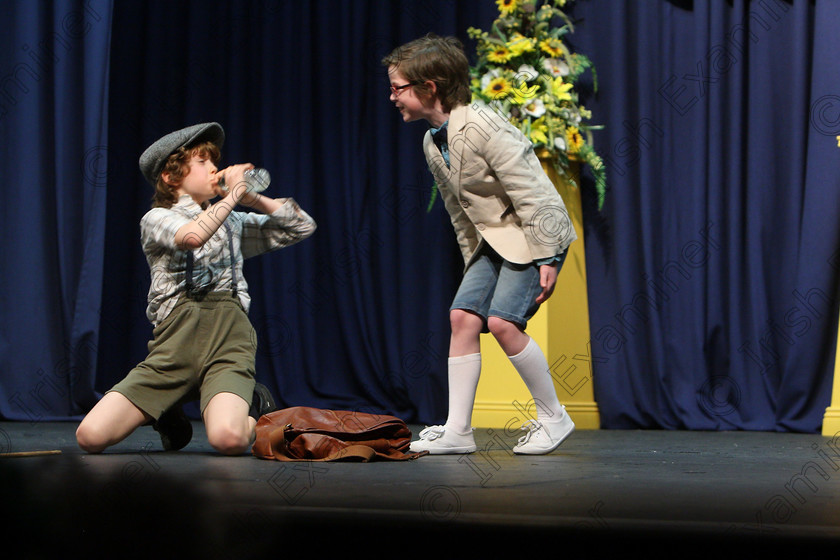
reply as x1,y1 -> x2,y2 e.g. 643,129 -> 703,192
425,102 -> 578,271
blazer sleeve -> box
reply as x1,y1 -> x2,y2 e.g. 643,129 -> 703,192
480,123 -> 577,261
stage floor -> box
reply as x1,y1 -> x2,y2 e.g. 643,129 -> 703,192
2,421 -> 839,557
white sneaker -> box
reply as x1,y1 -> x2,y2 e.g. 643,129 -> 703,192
409,425 -> 477,454
513,409 -> 575,455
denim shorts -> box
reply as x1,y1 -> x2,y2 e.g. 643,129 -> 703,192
450,243 -> 567,330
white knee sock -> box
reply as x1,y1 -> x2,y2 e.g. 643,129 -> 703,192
508,337 -> 565,422
443,353 -> 482,434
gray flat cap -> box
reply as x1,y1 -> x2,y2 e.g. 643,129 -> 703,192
139,122 -> 225,186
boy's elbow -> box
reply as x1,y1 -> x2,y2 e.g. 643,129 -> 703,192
304,220 -> 317,238
292,218 -> 317,241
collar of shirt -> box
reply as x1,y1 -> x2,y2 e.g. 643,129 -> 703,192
174,194 -> 202,214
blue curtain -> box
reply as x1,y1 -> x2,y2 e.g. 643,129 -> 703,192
1,0 -> 838,433
571,0 -> 840,431
0,0 -> 113,420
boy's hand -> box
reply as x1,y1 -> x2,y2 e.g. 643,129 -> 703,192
535,264 -> 558,304
216,163 -> 256,203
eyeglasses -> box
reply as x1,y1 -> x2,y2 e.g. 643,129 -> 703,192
390,82 -> 415,95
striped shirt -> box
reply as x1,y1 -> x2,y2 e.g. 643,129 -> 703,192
139,195 -> 316,325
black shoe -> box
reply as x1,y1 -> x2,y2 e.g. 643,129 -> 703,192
153,404 -> 193,451
249,383 -> 278,420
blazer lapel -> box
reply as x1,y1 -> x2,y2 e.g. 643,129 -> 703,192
431,104 -> 467,198
448,105 -> 468,177
425,105 -> 470,196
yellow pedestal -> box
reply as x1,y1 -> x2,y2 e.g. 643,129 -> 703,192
822,310 -> 840,436
472,159 -> 601,431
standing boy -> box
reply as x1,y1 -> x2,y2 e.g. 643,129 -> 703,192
382,35 -> 578,455
76,122 -> 316,455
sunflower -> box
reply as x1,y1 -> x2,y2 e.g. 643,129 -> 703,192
487,45 -> 514,63
539,38 -> 565,58
565,126 -> 584,153
496,0 -> 518,16
483,76 -> 513,100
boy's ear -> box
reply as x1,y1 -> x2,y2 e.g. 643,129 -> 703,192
161,172 -> 177,187
419,80 -> 440,106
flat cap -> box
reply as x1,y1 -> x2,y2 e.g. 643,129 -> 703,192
139,122 -> 225,186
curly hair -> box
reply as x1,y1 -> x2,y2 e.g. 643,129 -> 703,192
151,141 -> 221,208
381,33 -> 471,113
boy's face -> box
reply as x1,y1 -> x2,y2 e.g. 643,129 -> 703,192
174,153 -> 220,203
388,66 -> 429,124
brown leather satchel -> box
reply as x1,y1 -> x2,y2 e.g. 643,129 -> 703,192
252,406 -> 428,462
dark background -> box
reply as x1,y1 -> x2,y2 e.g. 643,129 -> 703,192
1,0 -> 838,432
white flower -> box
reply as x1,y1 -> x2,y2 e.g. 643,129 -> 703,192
554,136 -> 567,151
523,98 -> 546,118
516,64 -> 539,82
543,58 -> 569,78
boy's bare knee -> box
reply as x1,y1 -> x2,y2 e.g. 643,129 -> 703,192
207,425 -> 251,455
450,309 -> 483,333
487,316 -> 514,336
75,424 -> 107,454
487,316 -> 525,348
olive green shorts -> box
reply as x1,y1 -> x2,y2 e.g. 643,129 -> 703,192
108,292 -> 257,420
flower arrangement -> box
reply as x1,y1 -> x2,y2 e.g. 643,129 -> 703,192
468,0 -> 606,209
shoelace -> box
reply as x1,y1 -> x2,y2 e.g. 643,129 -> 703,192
517,419 -> 543,445
418,426 -> 446,441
